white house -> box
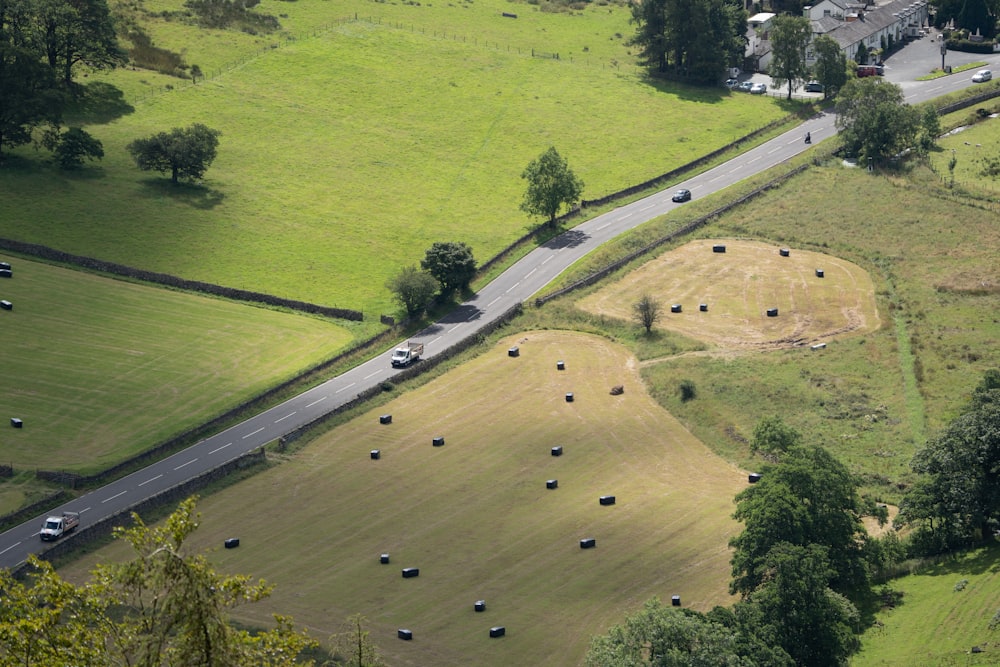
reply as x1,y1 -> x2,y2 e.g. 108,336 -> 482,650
805,0 -> 930,67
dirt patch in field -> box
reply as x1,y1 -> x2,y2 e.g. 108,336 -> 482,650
578,239 -> 880,351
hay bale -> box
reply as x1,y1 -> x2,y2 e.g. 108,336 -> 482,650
610,385 -> 624,395
402,568 -> 419,578
816,269 -> 825,278
699,303 -> 708,312
432,436 -> 445,447
489,626 -> 505,638
670,304 -> 682,313
580,538 -> 596,549
475,600 -> 486,612
10,418 -> 22,428
565,392 -> 574,402
748,473 -> 762,484
556,360 -> 565,370
712,245 -> 726,253
551,446 -> 563,457
371,449 -> 381,460
599,495 -> 616,506
0,300 -> 11,311
766,308 -> 778,317
546,479 -> 558,489
0,269 -> 11,278
779,248 -> 790,257
398,629 -> 413,640
379,414 -> 392,425
671,595 -> 681,606
224,538 -> 240,549
380,553 -> 390,564
508,346 -> 519,357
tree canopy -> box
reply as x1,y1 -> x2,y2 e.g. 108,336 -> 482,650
629,0 -> 747,83
810,34 -> 847,99
127,123 -> 221,184
421,241 -> 477,295
0,497 -> 316,666
730,445 -> 869,599
387,264 -> 438,317
520,146 -> 584,226
769,15 -> 812,99
902,370 -> 1000,549
834,78 -> 923,163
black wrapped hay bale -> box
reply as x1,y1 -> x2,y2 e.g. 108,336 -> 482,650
10,418 -> 22,428
551,446 -> 563,457
224,538 -> 240,549
475,600 -> 486,612
580,537 -> 596,549
565,392 -> 574,402
508,346 -> 519,357
371,449 -> 380,460
0,262 -> 10,270
380,553 -> 390,564
402,567 -> 419,578
556,360 -> 565,370
0,300 -> 11,311
0,269 -> 11,278
670,304 -> 682,313
398,629 -> 413,640
672,595 -> 681,606
766,308 -> 778,317
712,244 -> 726,253
546,479 -> 558,489
748,473 -> 762,484
489,626 -> 505,638
379,414 -> 392,425
779,248 -> 790,257
432,436 -> 445,447
599,495 -> 616,506
699,303 -> 708,312
811,343 -> 827,350
816,269 -> 825,278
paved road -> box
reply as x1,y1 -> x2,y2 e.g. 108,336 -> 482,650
1,38 -> 996,571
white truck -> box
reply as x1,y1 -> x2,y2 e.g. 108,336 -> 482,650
391,342 -> 424,368
40,511 -> 80,541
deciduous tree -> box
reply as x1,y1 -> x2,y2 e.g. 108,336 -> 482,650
44,126 -> 104,168
520,146 -> 584,227
730,446 -> 870,599
770,15 -> 812,99
750,415 -> 800,460
127,123 -> 221,183
0,43 -> 63,160
387,264 -> 438,317
421,241 -> 477,296
632,294 -> 661,334
834,78 -> 921,164
811,34 -> 847,99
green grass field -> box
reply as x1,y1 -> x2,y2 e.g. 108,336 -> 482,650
0,256 -> 353,477
854,545 -> 1000,666
0,0 -> 789,318
61,331 -> 748,666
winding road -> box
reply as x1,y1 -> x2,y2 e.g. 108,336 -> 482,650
1,43 -> 996,571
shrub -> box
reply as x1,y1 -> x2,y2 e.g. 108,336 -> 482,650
679,379 -> 697,402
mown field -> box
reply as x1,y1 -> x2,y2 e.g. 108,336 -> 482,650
0,0 -> 789,318
0,256 -> 353,485
61,331 -> 749,666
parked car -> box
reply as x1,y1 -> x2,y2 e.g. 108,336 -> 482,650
750,83 -> 767,95
972,69 -> 992,83
725,77 -> 739,88
671,189 -> 692,203
737,81 -> 754,92
804,81 -> 824,93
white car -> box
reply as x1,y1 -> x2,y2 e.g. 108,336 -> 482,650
750,83 -> 767,95
972,69 -> 992,83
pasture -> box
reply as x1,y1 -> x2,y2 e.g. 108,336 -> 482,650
61,331 -> 748,666
0,0 -> 789,318
0,256 -> 352,480
854,544 -> 1000,666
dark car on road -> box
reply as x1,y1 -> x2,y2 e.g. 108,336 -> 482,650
671,189 -> 692,203
804,81 -> 824,93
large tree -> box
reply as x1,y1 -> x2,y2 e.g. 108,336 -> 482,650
585,598 -> 755,666
905,371 -> 1000,545
734,543 -> 861,667
0,497 -> 316,666
127,123 -> 221,184
31,0 -> 126,87
811,34 -> 847,99
769,15 -> 812,99
421,241 -> 477,296
630,0 -> 747,83
834,77 -> 921,164
520,146 -> 584,227
0,42 -> 63,159
730,445 -> 870,600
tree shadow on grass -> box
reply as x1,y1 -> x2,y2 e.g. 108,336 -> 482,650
636,71 -> 729,103
136,178 -> 226,210
915,543 -> 1000,578
63,81 -> 135,125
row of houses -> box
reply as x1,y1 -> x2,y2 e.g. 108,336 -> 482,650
747,0 -> 931,72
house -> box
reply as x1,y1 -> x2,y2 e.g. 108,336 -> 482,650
747,12 -> 777,72
805,0 -> 930,67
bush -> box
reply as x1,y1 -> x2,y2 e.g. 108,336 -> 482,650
679,379 -> 697,402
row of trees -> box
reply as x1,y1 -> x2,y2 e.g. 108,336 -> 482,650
387,242 -> 478,317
